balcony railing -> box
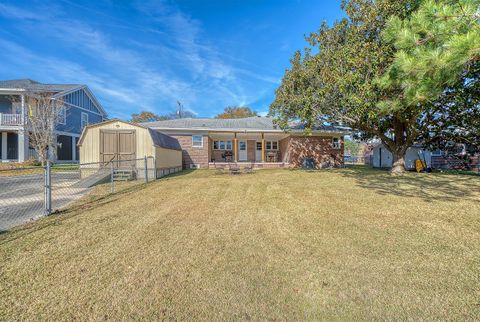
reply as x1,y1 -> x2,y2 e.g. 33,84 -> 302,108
0,113 -> 23,126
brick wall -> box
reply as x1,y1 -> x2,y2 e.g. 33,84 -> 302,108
171,135 -> 210,169
283,136 -> 344,168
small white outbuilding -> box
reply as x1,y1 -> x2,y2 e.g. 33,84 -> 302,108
372,144 -> 432,170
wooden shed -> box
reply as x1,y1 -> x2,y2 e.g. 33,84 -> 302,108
78,119 -> 182,178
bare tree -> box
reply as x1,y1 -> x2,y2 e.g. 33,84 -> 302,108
14,91 -> 65,165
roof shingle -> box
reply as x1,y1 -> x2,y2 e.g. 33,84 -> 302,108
143,117 -> 347,133
148,128 -> 182,150
0,79 -> 82,92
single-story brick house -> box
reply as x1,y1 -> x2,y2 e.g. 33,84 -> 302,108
142,117 -> 348,169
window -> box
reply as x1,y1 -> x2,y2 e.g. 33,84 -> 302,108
239,141 -> 246,151
332,137 -> 341,149
58,106 -> 66,125
265,140 -> 278,150
256,142 -> 262,151
213,140 -> 232,150
81,112 -> 88,128
192,135 -> 203,148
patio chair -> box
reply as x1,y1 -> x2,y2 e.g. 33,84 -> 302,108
229,162 -> 241,175
243,162 -> 254,174
213,160 -> 225,175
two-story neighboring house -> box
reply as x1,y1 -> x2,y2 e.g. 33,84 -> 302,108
0,79 -> 107,162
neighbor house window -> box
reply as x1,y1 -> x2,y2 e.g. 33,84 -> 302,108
192,135 -> 203,148
58,106 -> 66,125
81,112 -> 88,128
266,141 -> 278,150
332,137 -> 341,149
213,140 -> 232,150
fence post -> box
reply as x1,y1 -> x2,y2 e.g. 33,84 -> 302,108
153,157 -> 157,180
110,162 -> 115,193
44,161 -> 52,215
144,155 -> 148,183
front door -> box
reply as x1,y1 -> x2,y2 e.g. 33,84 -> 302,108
238,140 -> 247,161
255,141 -> 262,161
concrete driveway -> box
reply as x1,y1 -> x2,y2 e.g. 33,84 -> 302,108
0,172 -> 90,231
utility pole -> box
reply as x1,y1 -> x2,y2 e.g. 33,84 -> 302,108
176,101 -> 183,119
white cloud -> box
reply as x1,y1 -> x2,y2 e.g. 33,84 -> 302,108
0,1 -> 280,117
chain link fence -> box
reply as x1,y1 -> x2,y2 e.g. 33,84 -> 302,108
344,156 -> 370,166
0,156 -> 182,231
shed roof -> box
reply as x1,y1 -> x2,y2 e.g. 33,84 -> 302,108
148,128 -> 182,150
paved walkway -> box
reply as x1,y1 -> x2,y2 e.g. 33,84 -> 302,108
0,172 -> 90,231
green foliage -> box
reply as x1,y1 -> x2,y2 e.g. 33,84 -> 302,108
215,106 -> 258,119
271,0 -> 478,172
378,0 -> 480,107
344,140 -> 363,156
418,61 -> 480,163
131,109 -> 196,123
131,111 -> 168,123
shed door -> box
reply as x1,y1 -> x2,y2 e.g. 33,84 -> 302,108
100,130 -> 136,166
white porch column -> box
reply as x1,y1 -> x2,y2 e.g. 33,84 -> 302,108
71,136 -> 76,161
21,94 -> 26,126
17,95 -> 29,162
1,132 -> 7,160
17,130 -> 29,162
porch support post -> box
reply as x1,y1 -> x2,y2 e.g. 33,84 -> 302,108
17,130 -> 29,162
261,133 -> 265,163
1,132 -> 7,160
71,136 -> 77,161
18,95 -> 29,162
233,132 -> 238,162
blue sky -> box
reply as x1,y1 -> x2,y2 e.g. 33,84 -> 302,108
0,0 -> 344,119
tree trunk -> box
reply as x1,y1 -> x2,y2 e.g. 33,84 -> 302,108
391,150 -> 406,174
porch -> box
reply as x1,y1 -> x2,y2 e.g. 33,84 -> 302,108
0,130 -> 79,163
207,132 -> 288,168
0,113 -> 23,126
208,161 -> 288,169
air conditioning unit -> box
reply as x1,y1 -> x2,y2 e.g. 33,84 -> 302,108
190,164 -> 200,169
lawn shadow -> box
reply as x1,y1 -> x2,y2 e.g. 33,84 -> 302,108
338,166 -> 480,203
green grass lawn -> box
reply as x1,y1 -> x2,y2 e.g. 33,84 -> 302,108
1,167 -> 479,320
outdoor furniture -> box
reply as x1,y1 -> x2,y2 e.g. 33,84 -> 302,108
213,160 -> 225,174
243,162 -> 254,174
229,162 -> 241,175
222,151 -> 233,162
266,152 -> 277,162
